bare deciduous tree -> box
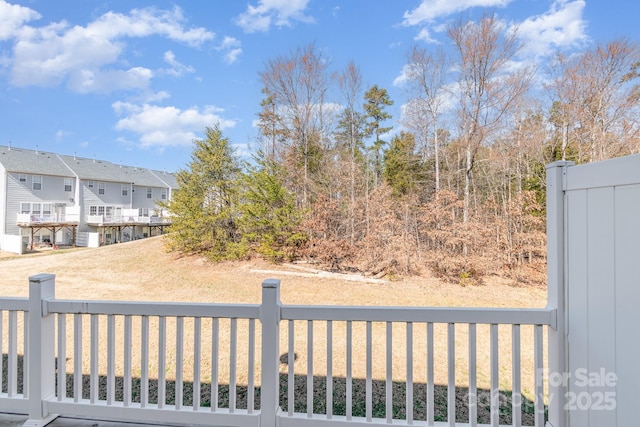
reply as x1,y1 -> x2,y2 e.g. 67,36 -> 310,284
448,14 -> 531,223
404,46 -> 449,193
259,43 -> 330,207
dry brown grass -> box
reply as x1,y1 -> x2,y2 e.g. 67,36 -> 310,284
0,236 -> 548,424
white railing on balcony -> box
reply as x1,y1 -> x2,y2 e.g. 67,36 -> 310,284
16,213 -> 80,224
86,215 -> 171,225
0,275 -> 557,427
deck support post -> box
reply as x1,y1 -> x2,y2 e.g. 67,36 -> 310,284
260,279 -> 281,427
23,274 -> 58,427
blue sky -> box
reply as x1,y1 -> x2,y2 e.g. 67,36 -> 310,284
0,0 -> 638,172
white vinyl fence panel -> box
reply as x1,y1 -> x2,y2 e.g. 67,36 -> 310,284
562,154 -> 640,427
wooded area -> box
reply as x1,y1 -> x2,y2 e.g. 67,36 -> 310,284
164,16 -> 640,285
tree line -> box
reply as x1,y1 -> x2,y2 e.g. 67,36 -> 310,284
164,15 -> 640,285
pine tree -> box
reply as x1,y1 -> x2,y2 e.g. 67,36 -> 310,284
363,84 -> 394,187
164,125 -> 241,260
238,157 -> 306,261
383,132 -> 422,197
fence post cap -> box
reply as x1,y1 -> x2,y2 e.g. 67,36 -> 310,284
262,278 -> 281,289
29,273 -> 55,283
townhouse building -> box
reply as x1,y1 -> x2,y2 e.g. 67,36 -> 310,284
0,145 -> 177,254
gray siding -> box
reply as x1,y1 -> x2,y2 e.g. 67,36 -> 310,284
81,180 -> 132,209
5,173 -> 73,235
132,185 -> 165,212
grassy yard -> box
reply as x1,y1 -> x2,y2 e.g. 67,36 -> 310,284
0,236 -> 548,424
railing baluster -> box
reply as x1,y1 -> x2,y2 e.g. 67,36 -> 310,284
534,325 -> 544,427
23,311 -> 28,398
90,314 -> 98,404
326,319 -> 333,419
447,322 -> 455,427
427,322 -> 434,426
366,321 -> 372,422
307,319 -> 313,417
288,320 -> 294,416
386,321 -> 392,424
124,315 -> 132,407
8,311 -> 17,397
346,320 -> 352,421
175,316 -> 184,410
141,316 -> 149,407
107,314 -> 115,405
57,314 -> 66,401
406,322 -> 413,425
193,317 -> 201,410
512,324 -> 522,427
490,323 -> 499,427
469,323 -> 477,427
211,317 -> 218,412
229,318 -> 237,413
158,316 -> 166,409
73,314 -> 82,402
247,318 -> 255,414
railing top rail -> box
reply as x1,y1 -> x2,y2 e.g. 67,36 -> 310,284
282,305 -> 556,327
46,300 -> 260,319
0,297 -> 28,311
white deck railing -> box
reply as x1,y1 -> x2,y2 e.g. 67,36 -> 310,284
0,275 -> 557,427
86,215 -> 171,225
16,213 -> 80,224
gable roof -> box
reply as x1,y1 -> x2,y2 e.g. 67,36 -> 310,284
0,145 -> 177,189
0,146 -> 75,177
150,169 -> 179,189
57,154 -> 170,187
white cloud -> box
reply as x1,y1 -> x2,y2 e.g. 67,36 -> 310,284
414,27 -> 437,43
403,0 -> 512,26
163,50 -> 195,77
224,48 -> 243,64
235,0 -> 313,33
68,67 -> 154,94
0,0 -> 40,41
112,102 -> 237,148
55,129 -> 72,141
7,5 -> 213,93
216,36 -> 242,64
515,0 -> 587,57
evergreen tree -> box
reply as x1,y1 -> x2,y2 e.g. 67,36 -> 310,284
383,132 -> 422,197
363,84 -> 394,187
164,125 -> 241,260
238,157 -> 306,261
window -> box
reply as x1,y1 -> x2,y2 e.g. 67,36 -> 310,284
64,178 -> 72,192
21,203 -> 30,214
19,174 -> 27,183
147,188 -> 152,199
139,208 -> 149,217
98,182 -> 105,195
90,206 -> 97,215
98,206 -> 105,215
32,203 -> 41,215
32,175 -> 42,190
121,184 -> 128,196
87,181 -> 94,188
161,189 -> 167,200
43,203 -> 52,215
